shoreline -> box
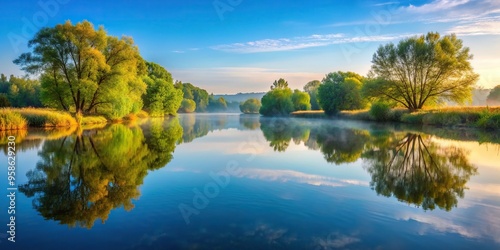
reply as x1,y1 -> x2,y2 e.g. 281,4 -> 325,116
291,107 -> 500,130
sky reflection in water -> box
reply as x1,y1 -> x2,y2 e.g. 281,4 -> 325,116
1,114 -> 499,249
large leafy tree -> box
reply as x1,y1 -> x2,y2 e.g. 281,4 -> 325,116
178,99 -> 196,113
318,71 -> 366,115
239,98 -> 261,114
271,78 -> 289,90
143,62 -> 183,116
291,89 -> 311,111
303,80 -> 321,110
487,85 -> 500,106
259,79 -> 294,116
364,32 -> 479,111
14,20 -> 146,118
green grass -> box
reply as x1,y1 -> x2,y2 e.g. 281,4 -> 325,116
0,108 -> 157,131
0,110 -> 28,131
476,112 -> 500,130
338,110 -> 372,120
401,107 -> 500,129
0,108 -> 76,129
81,115 -> 108,125
12,108 -> 77,127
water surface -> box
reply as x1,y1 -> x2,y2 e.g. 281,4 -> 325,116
1,114 -> 499,249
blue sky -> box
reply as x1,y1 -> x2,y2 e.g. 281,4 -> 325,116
0,0 -> 499,94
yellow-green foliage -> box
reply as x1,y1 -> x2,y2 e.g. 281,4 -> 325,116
7,108 -> 77,127
136,110 -> 149,118
0,110 -> 28,130
75,112 -> 83,125
477,112 -> 500,130
291,110 -> 326,118
338,110 -> 372,120
123,113 -> 138,121
0,130 -> 28,144
401,107 -> 500,129
81,116 -> 108,125
369,102 -> 391,121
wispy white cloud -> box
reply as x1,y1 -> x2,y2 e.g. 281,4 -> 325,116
211,33 -> 412,53
371,1 -> 399,7
401,0 -> 470,13
233,168 -> 370,187
313,232 -> 361,249
447,16 -> 500,36
396,212 -> 480,239
397,0 -> 500,35
329,0 -> 500,37
172,50 -> 184,53
211,34 -> 342,53
395,209 -> 500,243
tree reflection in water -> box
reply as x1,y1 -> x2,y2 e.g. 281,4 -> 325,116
260,118 -> 310,152
14,115 -> 487,228
19,120 -> 182,228
260,118 -> 369,164
363,133 -> 478,211
259,118 -> 479,211
313,126 -> 370,164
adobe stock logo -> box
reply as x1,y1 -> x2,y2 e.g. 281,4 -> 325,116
7,0 -> 70,54
213,0 -> 243,21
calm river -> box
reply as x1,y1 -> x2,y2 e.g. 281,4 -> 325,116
1,114 -> 499,249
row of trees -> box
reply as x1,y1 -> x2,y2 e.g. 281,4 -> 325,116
259,78 -> 312,116
9,22 -> 493,117
11,20 -> 237,119
0,74 -> 42,107
259,32 -> 482,116
258,73 -> 366,116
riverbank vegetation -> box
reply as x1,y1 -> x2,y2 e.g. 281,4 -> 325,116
0,108 -> 76,129
2,20 -> 498,131
0,110 -> 27,130
259,78 -> 312,116
0,20 -> 241,130
261,32 -> 498,130
292,106 -> 500,129
239,98 -> 261,114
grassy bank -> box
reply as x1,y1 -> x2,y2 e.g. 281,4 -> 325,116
0,110 -> 28,130
401,107 -> 500,129
0,108 -> 110,131
12,108 -> 78,127
291,107 -> 500,130
81,116 -> 108,125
